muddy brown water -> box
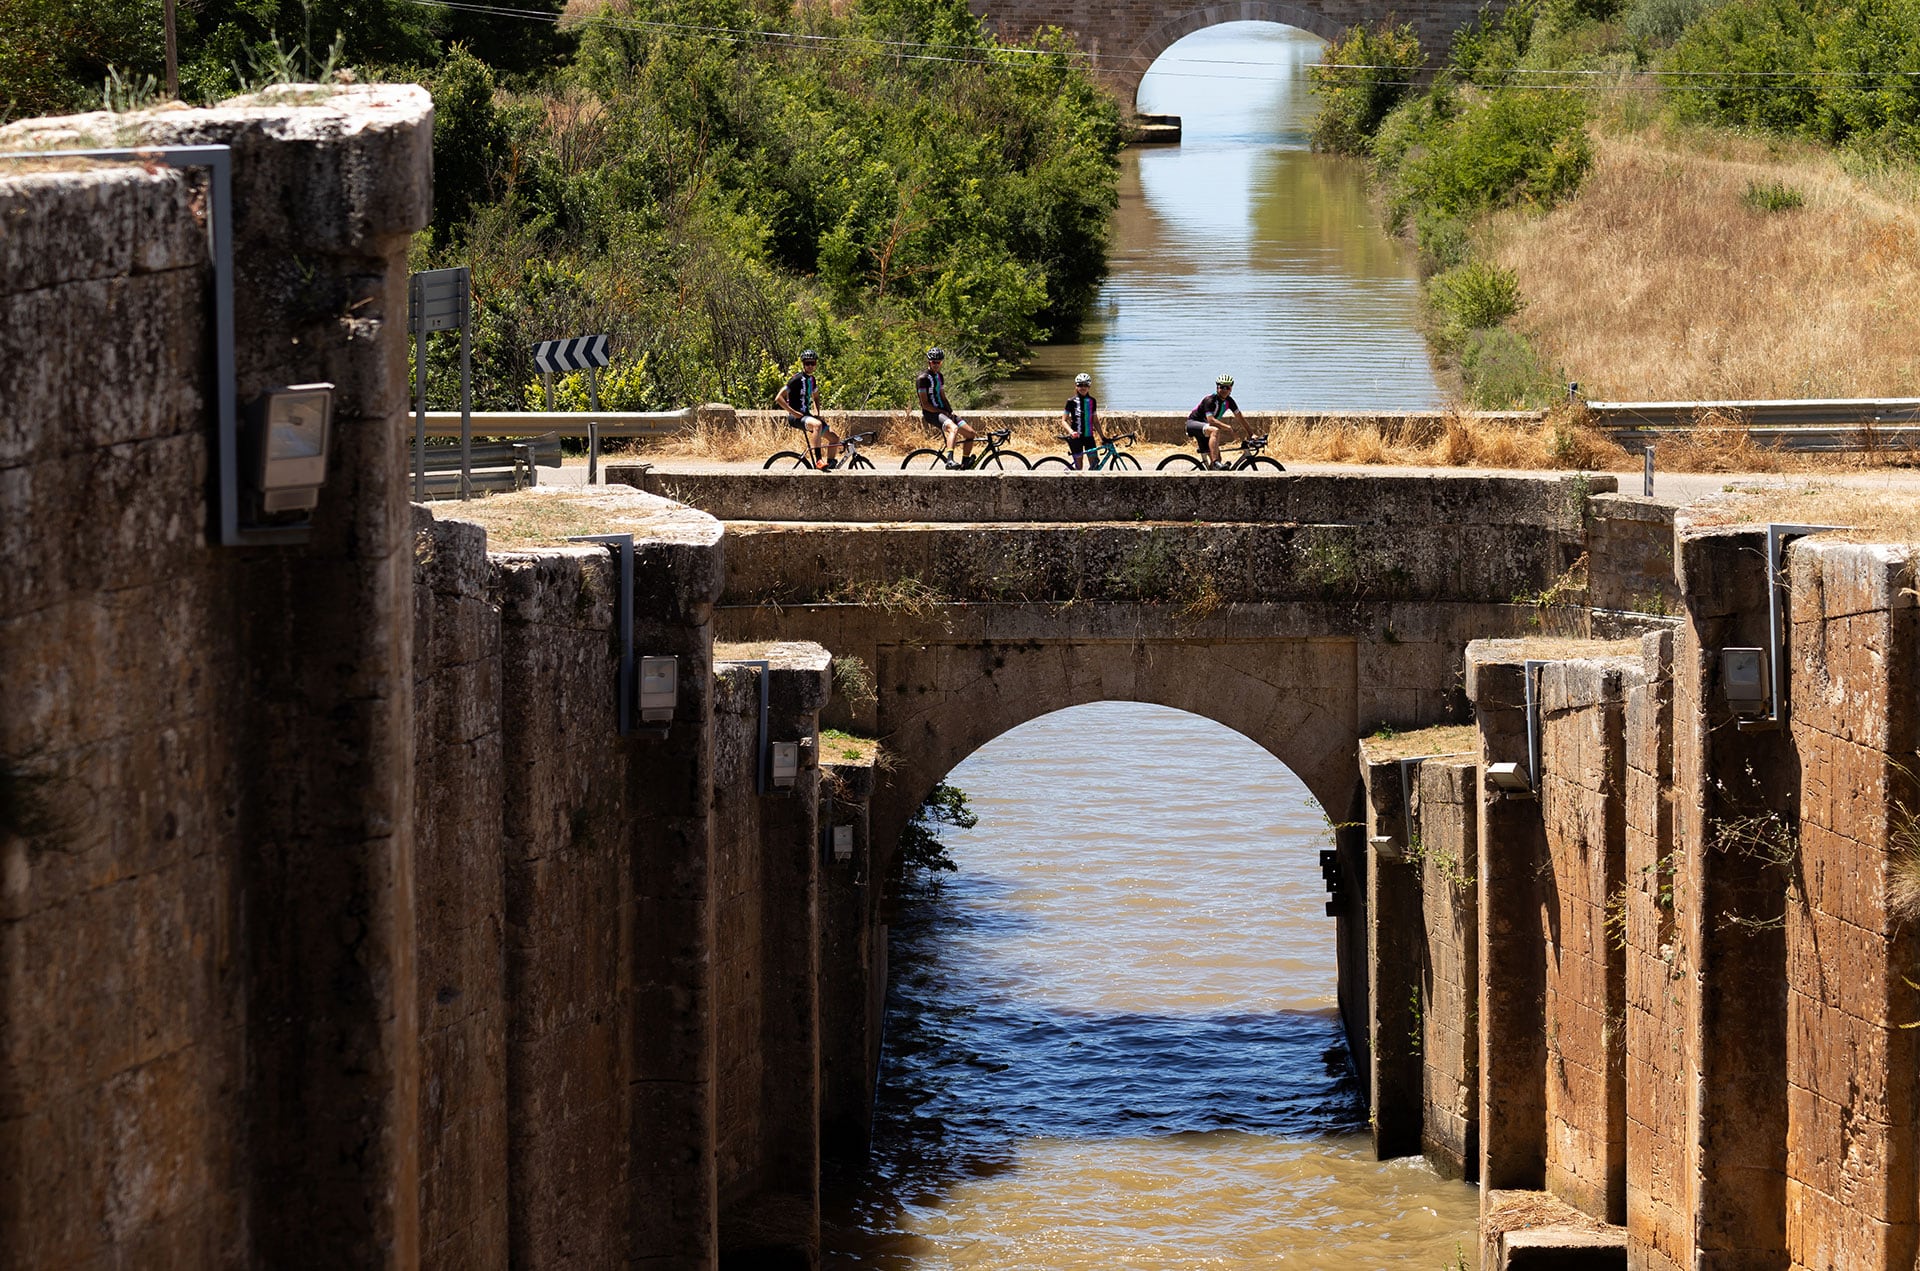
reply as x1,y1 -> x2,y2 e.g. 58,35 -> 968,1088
825,702 -> 1480,1267
998,24 -> 1441,415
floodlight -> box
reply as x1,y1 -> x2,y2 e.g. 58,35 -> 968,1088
639,656 -> 678,724
1487,761 -> 1533,795
246,383 -> 333,514
1722,647 -> 1769,718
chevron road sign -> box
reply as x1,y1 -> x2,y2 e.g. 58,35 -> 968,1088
534,334 -> 611,373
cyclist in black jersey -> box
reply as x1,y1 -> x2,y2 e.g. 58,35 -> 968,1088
774,350 -> 839,468
915,348 -> 976,468
1059,372 -> 1104,470
1185,374 -> 1243,469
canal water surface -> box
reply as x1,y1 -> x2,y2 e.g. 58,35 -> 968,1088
998,23 -> 1441,412
824,702 -> 1480,1267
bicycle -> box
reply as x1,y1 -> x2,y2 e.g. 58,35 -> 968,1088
900,425 -> 1032,470
763,427 -> 878,471
1031,432 -> 1141,471
1156,433 -> 1286,472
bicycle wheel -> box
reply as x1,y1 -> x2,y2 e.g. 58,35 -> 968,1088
1242,456 -> 1285,472
1109,452 -> 1143,470
980,450 -> 1032,470
1030,456 -> 1072,470
764,451 -> 815,471
1156,454 -> 1205,471
902,448 -> 950,470
845,452 -> 875,470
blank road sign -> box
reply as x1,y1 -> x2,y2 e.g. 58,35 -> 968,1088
534,334 -> 611,373
410,267 -> 470,333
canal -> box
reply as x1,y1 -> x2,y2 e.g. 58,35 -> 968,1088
825,30 -> 1472,1267
998,23 -> 1442,413
825,703 -> 1480,1267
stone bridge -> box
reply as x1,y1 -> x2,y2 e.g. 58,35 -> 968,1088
610,469 -> 1620,866
974,0 -> 1497,107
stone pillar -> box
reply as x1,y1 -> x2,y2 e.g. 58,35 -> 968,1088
819,757 -> 880,1161
1418,756 -> 1481,1182
411,512 -> 509,1270
1783,540 -> 1920,1271
1361,748 -> 1424,1160
629,524 -> 726,1271
1469,650 -> 1549,1193
1537,658 -> 1634,1225
1673,524 -> 1791,1268
1622,631 -> 1686,1271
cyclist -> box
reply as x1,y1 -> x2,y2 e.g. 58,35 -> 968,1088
775,349 -> 840,469
1059,372 -> 1104,470
1186,374 -> 1243,469
916,347 -> 976,469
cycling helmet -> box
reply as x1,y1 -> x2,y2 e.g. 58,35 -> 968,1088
801,349 -> 818,363
1074,373 -> 1092,386
927,347 -> 945,362
1216,374 -> 1235,388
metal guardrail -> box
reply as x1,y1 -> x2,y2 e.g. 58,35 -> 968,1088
418,408 -> 696,439
1588,398 -> 1920,452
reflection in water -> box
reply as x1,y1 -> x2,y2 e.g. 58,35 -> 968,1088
1000,25 -> 1440,411
826,703 -> 1479,1268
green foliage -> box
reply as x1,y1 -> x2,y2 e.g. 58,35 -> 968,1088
1742,178 -> 1805,211
1393,87 -> 1594,217
1414,212 -> 1475,271
1308,20 -> 1427,155
1,0 -> 168,118
1458,326 -> 1556,407
1625,0 -> 1708,48
1427,258 -> 1523,334
1668,0 -> 1920,156
899,782 -> 976,873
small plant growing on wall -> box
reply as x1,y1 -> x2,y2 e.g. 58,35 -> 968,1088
899,783 -> 977,875
832,655 -> 877,707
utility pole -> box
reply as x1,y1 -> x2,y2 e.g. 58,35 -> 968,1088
163,0 -> 178,98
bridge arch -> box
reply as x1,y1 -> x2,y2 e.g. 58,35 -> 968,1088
870,634 -> 1366,868
1124,4 -> 1339,109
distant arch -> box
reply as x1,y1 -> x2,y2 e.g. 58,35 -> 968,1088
870,636 -> 1364,871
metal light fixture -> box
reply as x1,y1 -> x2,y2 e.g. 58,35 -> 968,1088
1487,761 -> 1534,798
246,383 -> 333,516
832,824 -> 854,863
639,655 -> 678,724
1721,647 -> 1769,718
770,742 -> 800,789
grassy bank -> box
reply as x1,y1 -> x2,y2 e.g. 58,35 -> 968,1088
1311,0 -> 1920,409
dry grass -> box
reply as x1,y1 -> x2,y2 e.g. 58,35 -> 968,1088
646,413 -> 816,462
429,488 -> 713,549
1360,723 -> 1479,761
1684,485 -> 1920,542
1490,127 -> 1920,400
1260,408 -> 1628,470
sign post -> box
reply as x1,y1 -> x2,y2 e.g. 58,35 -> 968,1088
409,267 -> 472,500
533,334 -> 613,484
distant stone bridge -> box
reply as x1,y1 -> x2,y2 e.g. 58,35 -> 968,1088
973,0 -> 1498,106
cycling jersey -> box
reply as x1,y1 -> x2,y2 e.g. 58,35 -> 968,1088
916,369 -> 952,416
1187,393 -> 1239,422
783,371 -> 818,418
1065,393 -> 1098,445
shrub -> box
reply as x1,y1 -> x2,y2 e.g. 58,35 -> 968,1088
1625,0 -> 1707,47
899,782 -> 975,873
1742,179 -> 1804,212
1429,259 -> 1521,334
1415,212 -> 1475,272
1459,326 -> 1554,407
1395,87 -> 1594,216
1309,20 -> 1426,154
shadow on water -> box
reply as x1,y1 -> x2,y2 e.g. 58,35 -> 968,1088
824,878 -> 1368,1262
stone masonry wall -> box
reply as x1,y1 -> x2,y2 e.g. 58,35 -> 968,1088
1622,632 -> 1686,1271
493,548 -> 635,1266
1537,655 -> 1636,1225
1,89 -> 431,1268
410,513 -> 509,1270
1417,757 -> 1480,1182
1784,539 -> 1920,1270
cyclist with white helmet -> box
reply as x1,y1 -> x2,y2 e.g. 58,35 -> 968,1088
916,347 -> 977,468
774,349 -> 841,468
1059,372 -> 1104,470
1185,374 -> 1243,469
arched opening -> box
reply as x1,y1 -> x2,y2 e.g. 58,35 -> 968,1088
829,701 -> 1478,1264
